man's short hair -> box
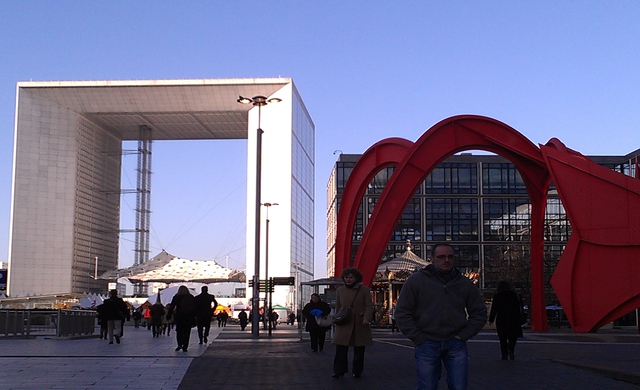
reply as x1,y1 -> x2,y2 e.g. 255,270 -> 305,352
431,243 -> 454,256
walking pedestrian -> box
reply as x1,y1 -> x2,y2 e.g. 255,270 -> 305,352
167,286 -> 197,352
102,289 -> 128,345
331,267 -> 374,379
194,286 -> 218,344
395,244 -> 487,390
488,281 -> 524,360
150,298 -> 165,338
302,293 -> 331,352
238,309 -> 249,331
390,300 -> 398,332
96,303 -> 108,340
217,310 -> 229,327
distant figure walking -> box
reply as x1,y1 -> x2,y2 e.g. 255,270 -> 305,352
389,301 -> 397,332
194,286 -> 218,344
150,299 -> 165,338
269,310 -> 279,330
302,293 -> 331,352
102,289 -> 128,345
96,303 -> 108,340
287,312 -> 296,325
132,308 -> 142,328
217,311 -> 229,327
238,309 -> 249,331
488,281 -> 524,360
162,304 -> 173,336
168,286 -> 197,352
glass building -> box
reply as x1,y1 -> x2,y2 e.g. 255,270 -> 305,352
327,150 -> 640,307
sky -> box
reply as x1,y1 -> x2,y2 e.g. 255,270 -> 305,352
1,2 -> 639,279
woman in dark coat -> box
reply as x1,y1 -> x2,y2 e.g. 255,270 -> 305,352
302,293 -> 331,352
149,299 -> 165,338
167,286 -> 197,352
488,281 -> 524,360
331,267 -> 374,378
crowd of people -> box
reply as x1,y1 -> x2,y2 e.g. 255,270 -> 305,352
297,244 -> 524,390
97,243 -> 523,390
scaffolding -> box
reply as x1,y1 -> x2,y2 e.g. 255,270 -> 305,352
132,126 -> 152,295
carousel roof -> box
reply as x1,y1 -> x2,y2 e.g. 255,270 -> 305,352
99,250 -> 245,284
376,242 -> 430,274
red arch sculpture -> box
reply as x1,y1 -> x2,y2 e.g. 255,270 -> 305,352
335,114 -> 640,332
337,115 -> 551,331
334,138 -> 413,273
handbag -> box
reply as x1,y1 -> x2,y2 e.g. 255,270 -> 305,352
332,308 -> 351,325
518,294 -> 527,325
315,314 -> 334,327
333,286 -> 360,325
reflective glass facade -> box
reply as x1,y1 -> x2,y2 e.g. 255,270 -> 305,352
290,91 -> 315,284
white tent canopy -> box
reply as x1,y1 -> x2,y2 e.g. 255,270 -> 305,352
99,250 -> 245,284
146,285 -> 198,305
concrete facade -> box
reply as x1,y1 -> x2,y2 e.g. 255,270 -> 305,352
8,78 -> 314,305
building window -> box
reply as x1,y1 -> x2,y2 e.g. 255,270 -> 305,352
425,198 -> 478,241
482,163 -> 527,194
483,244 -> 531,292
425,163 -> 478,194
545,198 -> 570,242
483,198 -> 531,241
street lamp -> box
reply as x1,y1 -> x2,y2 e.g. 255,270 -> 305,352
262,202 -> 279,336
292,261 -> 302,330
237,95 -> 281,337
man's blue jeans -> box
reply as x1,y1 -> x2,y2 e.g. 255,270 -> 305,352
414,337 -> 468,390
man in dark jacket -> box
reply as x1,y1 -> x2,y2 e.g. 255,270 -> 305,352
395,244 -> 487,390
194,286 -> 218,344
102,289 -> 129,345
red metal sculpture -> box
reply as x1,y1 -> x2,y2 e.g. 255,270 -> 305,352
334,138 -> 413,273
335,115 -> 640,332
542,139 -> 640,332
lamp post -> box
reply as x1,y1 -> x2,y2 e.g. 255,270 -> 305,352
262,202 -> 278,336
292,261 -> 302,333
237,95 -> 281,337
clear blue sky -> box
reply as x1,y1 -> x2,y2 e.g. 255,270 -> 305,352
1,2 -> 639,278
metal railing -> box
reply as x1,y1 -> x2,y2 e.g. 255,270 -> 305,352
0,309 -> 96,338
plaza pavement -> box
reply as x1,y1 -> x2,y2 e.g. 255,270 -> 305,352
1,322 -> 639,389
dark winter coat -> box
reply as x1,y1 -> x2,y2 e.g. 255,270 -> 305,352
238,311 -> 248,326
489,290 -> 524,338
331,283 -> 374,346
302,299 -> 331,332
194,292 -> 218,319
150,303 -> 166,327
395,266 -> 487,345
101,297 -> 128,321
168,293 -> 197,328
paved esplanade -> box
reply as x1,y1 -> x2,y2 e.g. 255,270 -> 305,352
1,324 -> 639,389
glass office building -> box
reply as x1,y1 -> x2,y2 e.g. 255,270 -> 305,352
327,151 -> 640,306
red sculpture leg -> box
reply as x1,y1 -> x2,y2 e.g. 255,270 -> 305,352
542,140 -> 640,332
334,138 -> 413,277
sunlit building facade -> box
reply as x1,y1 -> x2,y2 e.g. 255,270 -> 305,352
8,78 -> 314,306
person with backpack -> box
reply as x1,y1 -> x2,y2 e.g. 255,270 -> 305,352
167,286 -> 196,352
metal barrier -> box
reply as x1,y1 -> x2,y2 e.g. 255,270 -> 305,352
0,309 -> 96,338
